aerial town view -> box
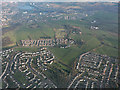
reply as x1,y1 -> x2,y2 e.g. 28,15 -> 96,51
0,1 -> 120,89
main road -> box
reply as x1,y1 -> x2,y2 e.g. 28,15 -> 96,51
76,52 -> 90,70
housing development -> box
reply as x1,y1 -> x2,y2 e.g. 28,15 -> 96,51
1,48 -> 56,88
21,39 -> 68,47
1,2 -> 119,89
69,52 -> 119,88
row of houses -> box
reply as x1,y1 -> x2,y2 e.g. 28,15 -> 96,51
21,39 -> 68,47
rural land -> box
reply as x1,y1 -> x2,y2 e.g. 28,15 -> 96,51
0,2 -> 120,89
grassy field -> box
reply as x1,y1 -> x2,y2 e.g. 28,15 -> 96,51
14,47 -> 40,52
94,45 -> 118,57
13,70 -> 29,85
88,11 -> 118,33
15,24 -> 54,41
2,22 -> 55,47
2,10 -> 118,59
48,46 -> 84,66
3,17 -> 117,58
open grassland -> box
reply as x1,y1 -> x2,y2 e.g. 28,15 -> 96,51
2,10 -> 118,59
94,45 -> 118,57
3,18 -> 118,58
2,22 -> 55,47
85,11 -> 118,33
15,24 -> 54,40
48,46 -> 88,67
14,47 -> 40,52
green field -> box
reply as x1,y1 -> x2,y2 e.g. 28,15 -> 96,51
48,46 -> 87,66
3,18 -> 118,59
94,45 -> 118,57
2,22 -> 55,47
14,47 -> 40,52
3,9 -> 118,59
13,70 -> 29,85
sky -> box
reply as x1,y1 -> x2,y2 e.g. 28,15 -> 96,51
1,0 -> 119,2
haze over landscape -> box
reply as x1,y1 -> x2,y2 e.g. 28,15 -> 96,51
0,1 -> 119,89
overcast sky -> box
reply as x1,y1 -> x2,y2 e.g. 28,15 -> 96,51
1,0 -> 119,2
